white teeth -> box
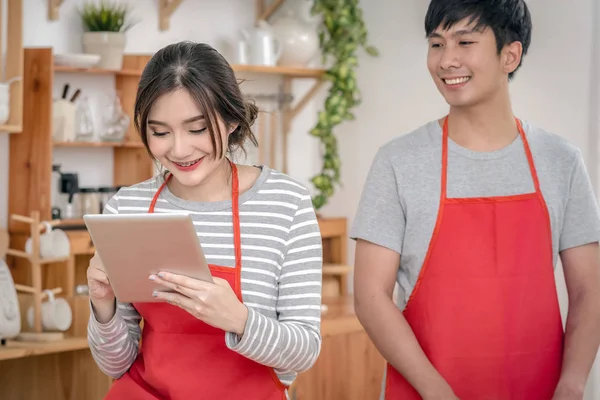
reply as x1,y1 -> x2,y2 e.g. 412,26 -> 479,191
175,158 -> 199,166
444,76 -> 470,85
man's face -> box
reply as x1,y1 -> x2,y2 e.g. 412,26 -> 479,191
427,18 -> 519,108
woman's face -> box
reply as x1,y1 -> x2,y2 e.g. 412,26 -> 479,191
146,89 -> 234,188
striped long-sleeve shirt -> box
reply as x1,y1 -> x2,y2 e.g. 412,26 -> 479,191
87,166 -> 323,389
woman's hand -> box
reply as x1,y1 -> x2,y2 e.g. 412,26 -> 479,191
150,272 -> 249,336
87,253 -> 114,301
86,253 -> 116,323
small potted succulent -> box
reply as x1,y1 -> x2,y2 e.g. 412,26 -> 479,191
79,1 -> 136,70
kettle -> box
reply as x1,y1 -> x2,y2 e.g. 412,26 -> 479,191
240,20 -> 282,66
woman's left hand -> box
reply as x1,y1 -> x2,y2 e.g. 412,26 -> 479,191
149,272 -> 249,336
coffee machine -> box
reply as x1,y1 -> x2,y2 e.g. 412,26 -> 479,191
51,164 -> 79,219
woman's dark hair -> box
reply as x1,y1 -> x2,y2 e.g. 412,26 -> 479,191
424,0 -> 532,80
134,41 -> 259,159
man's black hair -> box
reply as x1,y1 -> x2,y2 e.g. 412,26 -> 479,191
424,0 -> 532,80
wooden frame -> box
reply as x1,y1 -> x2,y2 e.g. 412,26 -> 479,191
5,212 -> 69,337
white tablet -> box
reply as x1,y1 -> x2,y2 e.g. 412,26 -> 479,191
83,213 -> 213,303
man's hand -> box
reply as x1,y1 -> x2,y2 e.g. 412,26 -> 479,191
353,239 -> 456,399
551,382 -> 584,400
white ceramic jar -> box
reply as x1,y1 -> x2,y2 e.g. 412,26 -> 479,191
271,1 -> 320,67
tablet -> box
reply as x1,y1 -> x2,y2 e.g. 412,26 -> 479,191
83,213 -> 213,303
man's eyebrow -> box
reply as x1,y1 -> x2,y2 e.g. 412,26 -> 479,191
428,28 -> 479,39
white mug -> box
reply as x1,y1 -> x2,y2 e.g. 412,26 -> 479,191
27,290 -> 73,332
25,222 -> 70,259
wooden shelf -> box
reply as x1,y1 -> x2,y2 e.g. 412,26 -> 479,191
53,64 -> 142,76
56,218 -> 85,226
53,63 -> 325,79
323,263 -> 351,275
53,140 -> 144,148
0,336 -> 89,361
0,124 -> 23,133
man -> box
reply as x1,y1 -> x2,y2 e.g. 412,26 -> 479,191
351,1 -> 600,399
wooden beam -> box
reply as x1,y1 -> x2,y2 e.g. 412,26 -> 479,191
159,0 -> 183,31
257,0 -> 283,23
289,80 -> 325,121
255,0 -> 264,23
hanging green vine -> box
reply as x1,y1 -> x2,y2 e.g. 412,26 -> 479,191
309,0 -> 379,210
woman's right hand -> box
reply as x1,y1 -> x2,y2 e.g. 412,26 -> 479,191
87,253 -> 116,323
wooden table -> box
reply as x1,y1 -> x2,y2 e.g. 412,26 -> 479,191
0,296 -> 384,400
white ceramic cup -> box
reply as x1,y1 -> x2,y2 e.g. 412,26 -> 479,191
27,290 -> 73,332
25,222 -> 70,259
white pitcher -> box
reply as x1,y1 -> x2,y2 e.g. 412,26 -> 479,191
240,20 -> 282,66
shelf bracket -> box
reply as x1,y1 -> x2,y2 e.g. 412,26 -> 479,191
288,80 -> 325,122
48,0 -> 63,21
255,0 -> 283,24
159,0 -> 183,31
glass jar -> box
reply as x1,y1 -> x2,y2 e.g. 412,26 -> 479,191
77,187 -> 101,215
98,186 -> 118,212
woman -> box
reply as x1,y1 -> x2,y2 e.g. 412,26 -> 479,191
86,41 -> 323,400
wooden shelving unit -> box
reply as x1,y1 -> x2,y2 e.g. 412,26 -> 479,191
0,0 -> 24,134
0,337 -> 88,361
6,212 -> 70,336
53,140 -> 145,148
53,64 -> 142,76
8,48 -> 156,234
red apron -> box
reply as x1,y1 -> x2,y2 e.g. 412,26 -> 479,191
103,161 -> 287,400
385,117 -> 564,399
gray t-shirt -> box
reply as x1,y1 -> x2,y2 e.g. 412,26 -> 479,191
350,119 -> 600,310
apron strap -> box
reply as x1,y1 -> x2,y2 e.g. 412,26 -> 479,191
148,160 -> 242,271
441,116 -> 542,198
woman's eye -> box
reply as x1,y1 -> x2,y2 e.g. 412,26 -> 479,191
152,131 -> 169,137
190,128 -> 207,134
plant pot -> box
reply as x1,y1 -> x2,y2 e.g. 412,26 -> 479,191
82,32 -> 126,70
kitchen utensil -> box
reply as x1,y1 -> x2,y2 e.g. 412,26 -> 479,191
75,96 -> 95,141
25,222 -> 71,259
70,89 -> 81,103
240,20 -> 282,66
27,289 -> 72,332
61,83 -> 69,99
53,99 -> 76,141
77,187 -> 101,215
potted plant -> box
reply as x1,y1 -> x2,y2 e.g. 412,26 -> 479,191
308,1 -> 378,211
79,1 -> 136,70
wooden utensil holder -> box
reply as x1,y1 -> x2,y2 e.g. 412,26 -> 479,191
5,211 -> 69,341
